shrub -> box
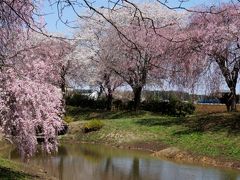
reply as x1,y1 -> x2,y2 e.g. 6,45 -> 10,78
83,119 -> 104,133
140,98 -> 195,117
182,102 -> 195,115
112,99 -> 123,110
140,100 -> 168,113
168,98 -> 195,116
66,93 -> 88,107
66,93 -> 107,110
127,101 -> 135,111
64,116 -> 74,123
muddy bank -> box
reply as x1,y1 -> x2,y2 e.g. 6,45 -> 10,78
152,147 -> 240,170
109,141 -> 240,171
112,142 -> 240,171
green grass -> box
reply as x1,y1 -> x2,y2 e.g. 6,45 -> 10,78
0,157 -> 34,180
0,141 -> 50,180
64,106 -> 240,161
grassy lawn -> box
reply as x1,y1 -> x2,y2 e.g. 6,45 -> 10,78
64,106 -> 240,161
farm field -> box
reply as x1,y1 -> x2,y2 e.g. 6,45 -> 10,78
195,104 -> 240,114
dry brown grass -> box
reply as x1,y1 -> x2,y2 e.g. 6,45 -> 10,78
195,104 -> 240,114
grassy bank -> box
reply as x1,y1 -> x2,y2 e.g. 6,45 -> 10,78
0,157 -> 37,180
63,106 -> 240,162
0,141 -> 54,180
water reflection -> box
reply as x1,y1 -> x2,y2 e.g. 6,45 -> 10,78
9,144 -> 240,180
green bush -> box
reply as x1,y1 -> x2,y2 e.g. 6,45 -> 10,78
112,99 -> 123,110
168,97 -> 195,116
127,101 -> 135,111
83,119 -> 104,133
66,93 -> 107,110
140,100 -> 168,113
182,102 -> 196,116
140,98 -> 195,117
64,116 -> 74,123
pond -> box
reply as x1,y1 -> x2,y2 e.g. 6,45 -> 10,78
6,143 -> 240,180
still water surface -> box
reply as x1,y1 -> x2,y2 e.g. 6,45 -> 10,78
8,144 -> 240,180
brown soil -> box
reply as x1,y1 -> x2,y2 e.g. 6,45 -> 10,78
116,141 -> 240,171
152,147 -> 240,170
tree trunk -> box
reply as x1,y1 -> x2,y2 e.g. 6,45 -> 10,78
133,86 -> 142,111
106,93 -> 113,111
215,58 -> 239,112
60,66 -> 67,112
215,56 -> 239,112
228,87 -> 237,112
60,76 -> 67,116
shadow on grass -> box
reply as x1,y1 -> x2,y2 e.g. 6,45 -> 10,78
106,111 -> 148,119
66,106 -> 149,120
67,106 -> 240,135
135,112 -> 240,136
135,117 -> 185,126
0,167 -> 34,180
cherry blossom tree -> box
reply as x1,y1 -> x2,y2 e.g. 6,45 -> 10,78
93,48 -> 124,110
187,4 -> 240,111
0,0 -> 38,33
0,33 -> 72,160
164,28 -> 208,98
74,3 -> 185,110
71,26 -> 123,110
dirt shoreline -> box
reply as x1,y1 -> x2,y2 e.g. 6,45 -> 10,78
152,147 -> 240,170
61,138 -> 240,171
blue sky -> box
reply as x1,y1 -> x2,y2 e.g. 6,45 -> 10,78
43,0 -> 231,35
